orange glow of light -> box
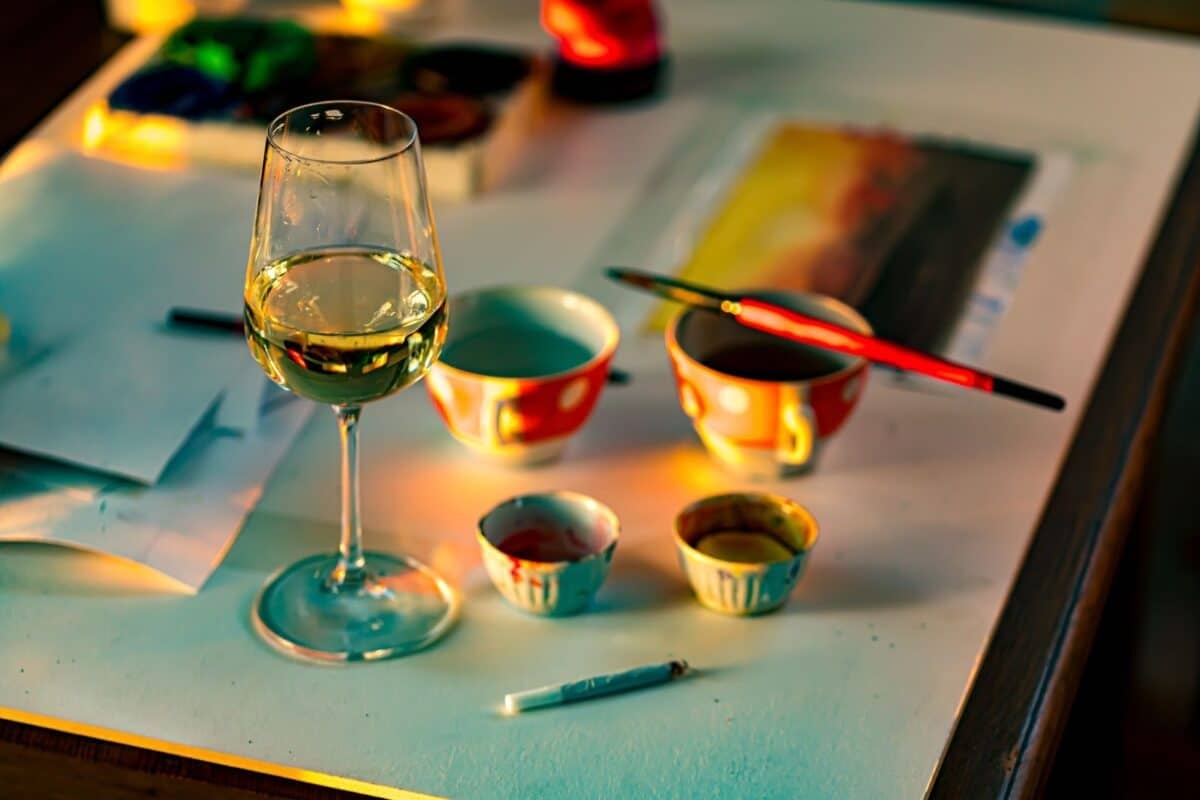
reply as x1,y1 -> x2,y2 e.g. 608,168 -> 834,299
109,0 -> 194,33
341,0 -> 419,10
779,404 -> 813,465
678,382 -> 702,418
695,425 -> 748,471
497,404 -> 524,445
0,141 -> 61,181
543,4 -> 585,38
0,541 -> 188,595
542,0 -> 633,69
306,2 -> 386,35
568,37 -> 613,63
429,541 -> 475,587
542,3 -> 588,41
125,116 -> 187,152
81,102 -> 109,151
78,104 -> 191,171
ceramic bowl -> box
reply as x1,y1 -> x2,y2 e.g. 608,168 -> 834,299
478,491 -> 619,616
427,286 -> 619,465
674,492 -> 818,615
666,291 -> 870,479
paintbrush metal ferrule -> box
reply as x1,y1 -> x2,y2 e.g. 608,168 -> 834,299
604,268 -> 728,312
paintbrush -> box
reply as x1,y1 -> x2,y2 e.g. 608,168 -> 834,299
605,268 -> 1064,412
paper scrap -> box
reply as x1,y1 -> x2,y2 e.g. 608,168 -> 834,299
0,390 -> 313,592
0,324 -> 247,484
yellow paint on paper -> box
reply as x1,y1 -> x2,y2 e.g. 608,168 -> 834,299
646,125 -> 901,330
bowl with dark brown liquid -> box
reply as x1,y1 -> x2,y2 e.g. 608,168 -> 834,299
665,291 -> 871,478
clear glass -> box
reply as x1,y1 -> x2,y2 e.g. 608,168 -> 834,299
244,101 -> 457,662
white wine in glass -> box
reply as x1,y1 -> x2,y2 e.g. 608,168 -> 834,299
245,246 -> 446,405
244,101 -> 457,662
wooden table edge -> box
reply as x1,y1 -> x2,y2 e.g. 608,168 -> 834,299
929,116 -> 1200,798
0,710 -> 400,799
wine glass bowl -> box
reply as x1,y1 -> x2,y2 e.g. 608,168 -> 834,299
243,101 -> 457,662
244,246 -> 447,406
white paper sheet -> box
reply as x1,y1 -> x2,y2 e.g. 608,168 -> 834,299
0,323 -> 247,484
0,389 -> 313,592
0,150 -> 260,475
0,150 -> 314,589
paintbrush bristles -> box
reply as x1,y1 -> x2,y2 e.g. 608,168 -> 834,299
605,268 -> 728,311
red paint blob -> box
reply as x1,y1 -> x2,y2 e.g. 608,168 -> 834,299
498,527 -> 594,563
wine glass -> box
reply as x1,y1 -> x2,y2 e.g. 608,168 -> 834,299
244,101 -> 457,662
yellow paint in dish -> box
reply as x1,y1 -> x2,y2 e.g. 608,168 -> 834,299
694,531 -> 794,563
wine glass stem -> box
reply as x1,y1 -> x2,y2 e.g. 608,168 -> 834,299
333,404 -> 366,588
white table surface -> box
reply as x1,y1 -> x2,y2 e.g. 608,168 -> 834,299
2,1 -> 1200,798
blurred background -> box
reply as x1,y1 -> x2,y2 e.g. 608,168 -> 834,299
0,1 -> 1196,795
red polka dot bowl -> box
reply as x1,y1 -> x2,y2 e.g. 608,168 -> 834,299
427,286 -> 619,465
666,291 -> 871,479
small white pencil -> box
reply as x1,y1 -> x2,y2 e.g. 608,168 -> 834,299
503,659 -> 690,715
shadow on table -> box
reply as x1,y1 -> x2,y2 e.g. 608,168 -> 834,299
590,550 -> 693,614
822,386 -> 1059,476
787,561 -> 932,613
785,521 -> 991,613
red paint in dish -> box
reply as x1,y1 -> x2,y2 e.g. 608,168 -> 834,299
498,527 -> 594,563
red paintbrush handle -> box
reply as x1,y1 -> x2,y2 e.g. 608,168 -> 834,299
736,298 -> 996,392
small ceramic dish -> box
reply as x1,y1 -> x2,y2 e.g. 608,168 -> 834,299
674,492 -> 818,615
478,491 -> 619,616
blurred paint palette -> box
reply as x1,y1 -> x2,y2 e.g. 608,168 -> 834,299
88,18 -> 548,199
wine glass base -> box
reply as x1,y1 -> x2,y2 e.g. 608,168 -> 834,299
253,551 -> 459,663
